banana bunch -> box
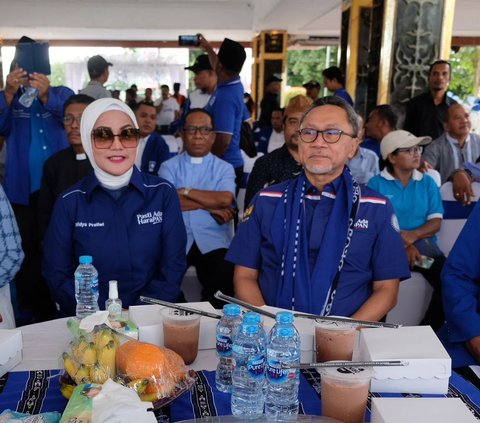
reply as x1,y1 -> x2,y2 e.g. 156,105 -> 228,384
62,327 -> 120,388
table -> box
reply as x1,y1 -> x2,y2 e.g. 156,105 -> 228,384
3,317 -> 480,421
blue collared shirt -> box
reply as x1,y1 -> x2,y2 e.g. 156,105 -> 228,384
43,167 -> 187,316
159,152 -> 236,254
226,177 -> 410,316
205,77 -> 245,168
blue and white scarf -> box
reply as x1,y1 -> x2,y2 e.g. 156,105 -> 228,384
271,167 -> 360,315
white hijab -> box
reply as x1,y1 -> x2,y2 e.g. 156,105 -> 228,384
80,98 -> 139,190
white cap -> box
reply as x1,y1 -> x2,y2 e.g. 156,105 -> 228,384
108,280 -> 119,300
380,130 -> 432,160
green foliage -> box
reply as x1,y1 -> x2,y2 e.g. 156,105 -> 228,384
286,47 -> 339,87
449,46 -> 480,100
49,62 -> 65,87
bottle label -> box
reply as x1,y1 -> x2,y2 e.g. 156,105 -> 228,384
247,355 -> 265,379
108,302 -> 122,317
216,335 -> 233,357
91,277 -> 99,295
266,359 -> 296,384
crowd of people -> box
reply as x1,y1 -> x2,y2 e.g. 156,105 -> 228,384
1,36 -> 480,378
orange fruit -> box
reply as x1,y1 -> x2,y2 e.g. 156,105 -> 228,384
116,340 -> 186,399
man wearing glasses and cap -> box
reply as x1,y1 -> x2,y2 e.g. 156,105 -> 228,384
227,96 -> 410,320
79,55 -> 113,100
184,55 -> 217,110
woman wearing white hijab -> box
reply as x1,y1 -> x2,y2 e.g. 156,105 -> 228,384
43,98 -> 186,317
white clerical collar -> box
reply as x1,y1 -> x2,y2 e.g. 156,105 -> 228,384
76,153 -> 87,161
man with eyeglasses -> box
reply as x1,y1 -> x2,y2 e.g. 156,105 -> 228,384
159,108 -> 236,307
39,94 -> 95,239
368,130 -> 445,330
226,96 -> 410,319
244,95 -> 312,209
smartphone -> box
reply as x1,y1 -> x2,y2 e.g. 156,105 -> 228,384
415,255 -> 434,270
178,35 -> 200,47
14,42 -> 51,75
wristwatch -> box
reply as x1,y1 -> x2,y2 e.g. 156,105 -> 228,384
183,187 -> 192,197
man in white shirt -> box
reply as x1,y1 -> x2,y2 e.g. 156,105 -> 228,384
185,54 -> 217,109
253,108 -> 284,154
154,85 -> 180,134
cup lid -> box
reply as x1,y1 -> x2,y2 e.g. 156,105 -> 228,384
320,364 -> 373,383
314,319 -> 358,331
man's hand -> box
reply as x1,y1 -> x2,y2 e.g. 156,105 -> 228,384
452,170 -> 474,205
208,207 -> 236,224
400,229 -> 418,247
466,336 -> 480,362
4,68 -> 27,105
29,73 -> 50,104
405,244 -> 422,268
418,159 -> 433,173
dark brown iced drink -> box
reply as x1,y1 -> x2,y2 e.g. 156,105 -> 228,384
315,320 -> 358,362
320,366 -> 372,423
161,308 -> 200,365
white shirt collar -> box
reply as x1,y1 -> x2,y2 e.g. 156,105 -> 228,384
380,168 -> 423,181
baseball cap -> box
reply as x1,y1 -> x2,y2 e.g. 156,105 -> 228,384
217,38 -> 246,73
87,55 -> 113,78
184,54 -> 212,73
380,130 -> 432,160
266,75 -> 282,85
303,80 -> 321,88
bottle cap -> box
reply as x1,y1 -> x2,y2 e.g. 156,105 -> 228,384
108,280 -> 119,299
276,311 -> 294,324
243,311 -> 261,325
223,303 -> 241,316
79,255 -> 93,264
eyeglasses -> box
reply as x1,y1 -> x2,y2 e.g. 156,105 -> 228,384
299,128 -> 357,144
63,115 -> 82,125
395,146 -> 423,155
91,127 -> 140,149
183,126 -> 214,136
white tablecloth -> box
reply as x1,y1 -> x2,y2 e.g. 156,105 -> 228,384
13,317 -> 217,372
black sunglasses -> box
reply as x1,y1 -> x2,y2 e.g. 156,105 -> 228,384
91,127 -> 140,149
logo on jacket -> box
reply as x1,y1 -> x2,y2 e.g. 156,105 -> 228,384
137,211 -> 163,225
354,218 -> 369,230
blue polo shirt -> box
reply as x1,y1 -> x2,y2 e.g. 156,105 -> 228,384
42,167 -> 187,316
226,178 -> 410,316
159,152 -> 236,254
205,77 -> 245,169
367,169 -> 443,231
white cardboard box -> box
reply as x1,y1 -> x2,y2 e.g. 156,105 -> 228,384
0,329 -> 22,377
355,326 -> 451,394
129,302 -> 219,350
371,398 -> 477,423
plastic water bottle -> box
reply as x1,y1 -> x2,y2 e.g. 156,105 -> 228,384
216,304 -> 242,392
19,86 -> 38,108
265,311 -> 301,420
74,255 -> 99,319
231,318 -> 266,419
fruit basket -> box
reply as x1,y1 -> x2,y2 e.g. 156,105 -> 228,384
60,320 -> 195,407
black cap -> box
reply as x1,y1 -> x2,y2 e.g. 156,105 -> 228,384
184,54 -> 212,73
266,75 -> 282,85
217,38 -> 246,73
87,55 -> 113,78
303,80 -> 321,88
